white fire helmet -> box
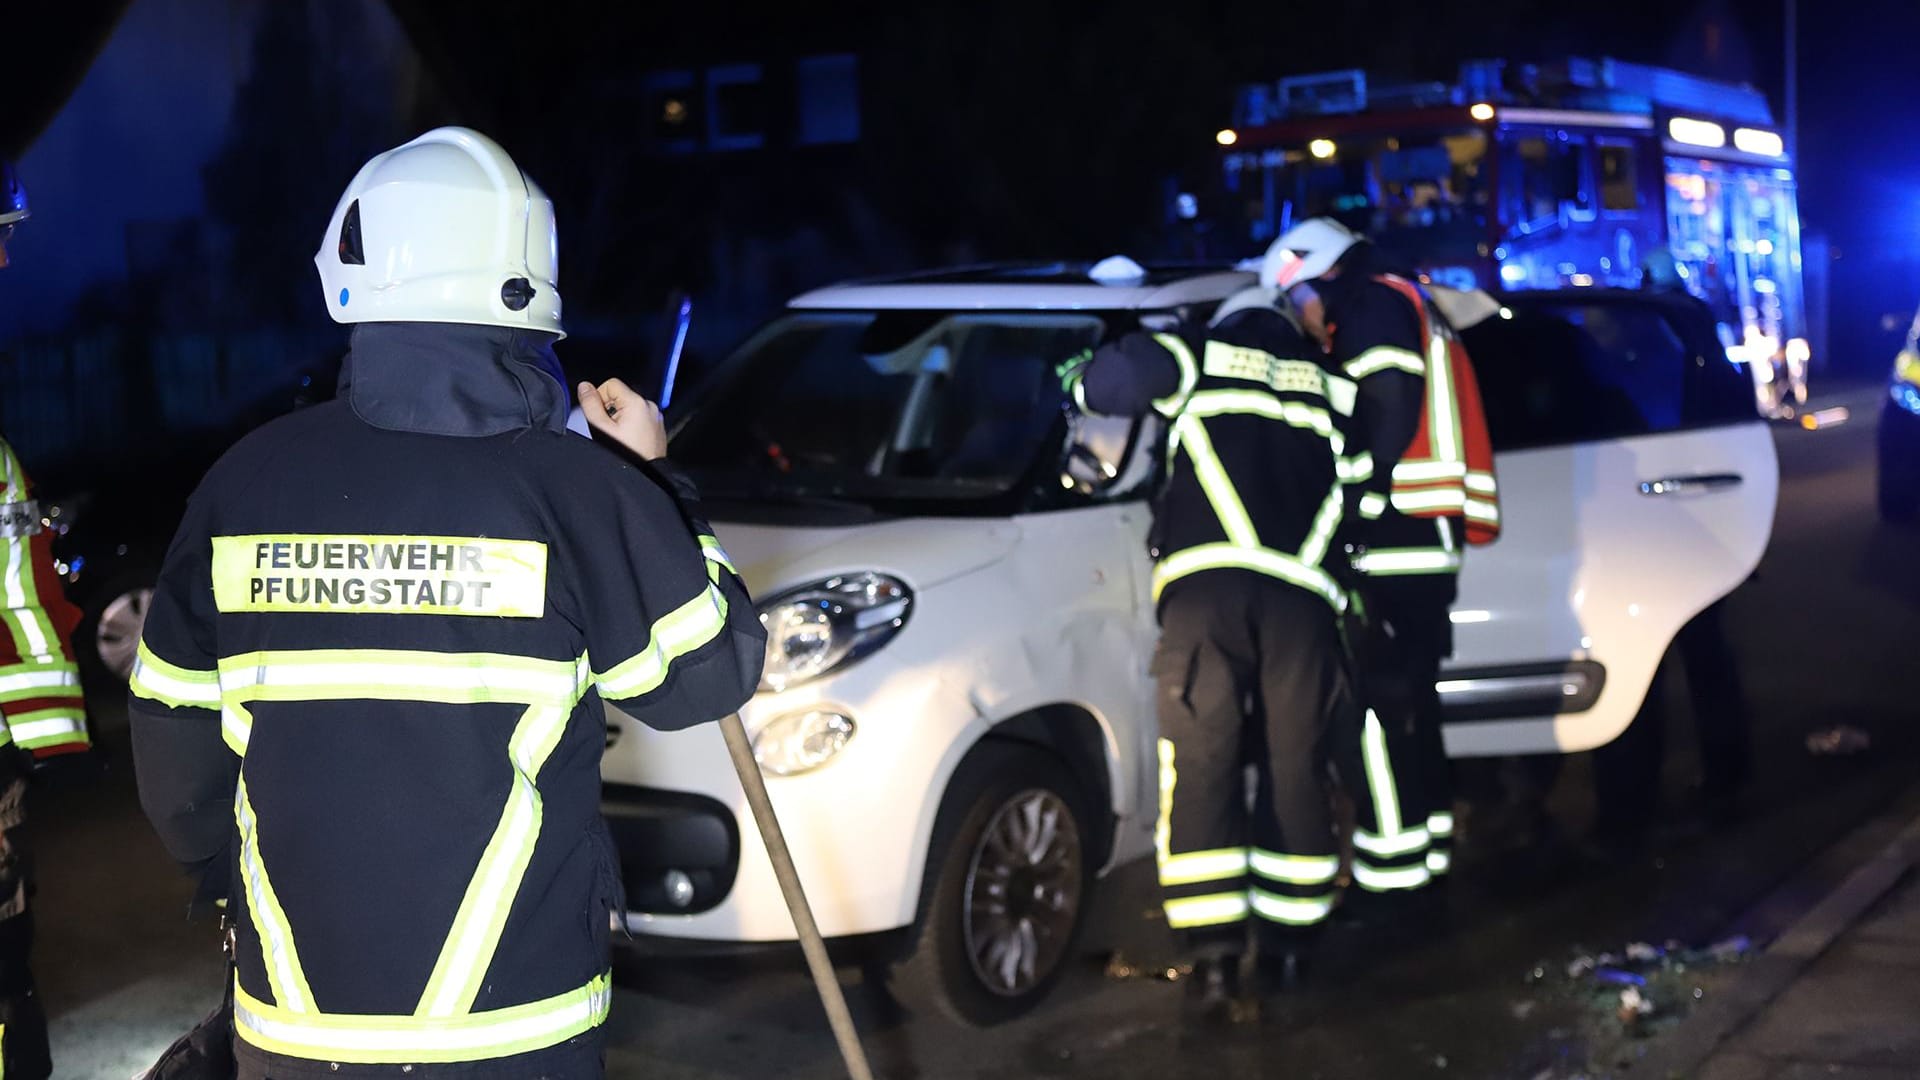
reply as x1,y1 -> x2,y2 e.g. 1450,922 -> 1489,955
314,127 -> 563,338
1262,217 -> 1363,291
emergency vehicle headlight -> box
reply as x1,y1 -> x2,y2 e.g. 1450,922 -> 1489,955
1669,117 -> 1726,149
757,573 -> 912,693
1733,128 -> 1785,158
752,710 -> 856,777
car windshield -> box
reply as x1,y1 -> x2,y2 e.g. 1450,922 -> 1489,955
671,310 -> 1107,511
1271,128 -> 1490,266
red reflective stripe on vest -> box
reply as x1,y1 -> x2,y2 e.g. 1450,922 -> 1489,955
1449,330 -> 1501,545
1370,275 -> 1501,545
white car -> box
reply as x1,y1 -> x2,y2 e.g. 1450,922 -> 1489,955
597,264 -> 1776,1023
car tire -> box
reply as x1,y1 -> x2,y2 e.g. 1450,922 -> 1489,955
889,741 -> 1093,1026
1879,406 -> 1920,524
78,572 -> 156,683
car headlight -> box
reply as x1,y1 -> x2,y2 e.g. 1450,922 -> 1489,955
752,710 -> 856,776
1897,350 -> 1920,388
757,572 -> 912,692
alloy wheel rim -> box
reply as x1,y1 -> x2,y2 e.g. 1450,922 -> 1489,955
961,788 -> 1083,997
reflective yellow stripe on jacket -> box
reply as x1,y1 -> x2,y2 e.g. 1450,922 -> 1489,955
192,560 -> 730,1064
0,440 -> 85,752
235,974 -> 612,1065
1150,334 -> 1201,417
1152,388 -> 1348,611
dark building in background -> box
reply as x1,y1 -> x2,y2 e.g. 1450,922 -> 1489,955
555,46 -> 909,381
5,0 -> 1914,490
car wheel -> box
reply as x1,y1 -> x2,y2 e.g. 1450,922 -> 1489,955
891,742 -> 1092,1026
1879,407 -> 1920,523
1879,463 -> 1920,523
86,576 -> 155,682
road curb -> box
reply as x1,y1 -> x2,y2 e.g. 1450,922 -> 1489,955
1632,789 -> 1920,1078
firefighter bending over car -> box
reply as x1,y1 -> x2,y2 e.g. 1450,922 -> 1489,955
1061,276 -> 1357,1022
129,128 -> 765,1079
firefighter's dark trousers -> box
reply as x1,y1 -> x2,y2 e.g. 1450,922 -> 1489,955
0,746 -> 50,1080
1152,573 -> 1351,958
1338,579 -> 1456,895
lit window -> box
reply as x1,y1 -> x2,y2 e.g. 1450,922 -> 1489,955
643,70 -> 699,154
795,54 -> 860,146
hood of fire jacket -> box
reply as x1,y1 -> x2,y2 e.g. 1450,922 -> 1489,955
337,322 -> 570,438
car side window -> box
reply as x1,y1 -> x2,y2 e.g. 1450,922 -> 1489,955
1505,134 -> 1592,230
1464,298 -> 1755,452
1598,143 -> 1639,212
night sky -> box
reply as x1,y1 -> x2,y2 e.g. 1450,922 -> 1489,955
3,0 -> 1917,372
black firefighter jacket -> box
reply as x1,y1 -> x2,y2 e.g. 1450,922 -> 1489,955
128,323 -> 765,1076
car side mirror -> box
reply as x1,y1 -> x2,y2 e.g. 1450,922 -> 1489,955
1061,443 -> 1118,494
1060,411 -> 1131,496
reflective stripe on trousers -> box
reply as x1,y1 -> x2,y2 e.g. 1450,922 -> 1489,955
1153,581 -> 1344,937
1350,709 -> 1434,893
1156,736 -> 1338,931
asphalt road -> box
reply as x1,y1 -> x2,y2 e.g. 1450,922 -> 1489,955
30,382 -> 1916,1079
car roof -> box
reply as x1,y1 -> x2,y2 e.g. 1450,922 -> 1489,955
1492,286 -> 1721,325
788,261 -> 1256,312
1497,286 -> 1694,306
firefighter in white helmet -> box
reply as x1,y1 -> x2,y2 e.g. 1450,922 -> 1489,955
1265,218 -> 1501,920
0,159 -> 91,1080
130,128 -> 765,1078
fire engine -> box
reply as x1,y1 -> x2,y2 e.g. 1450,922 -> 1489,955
1216,57 -> 1812,416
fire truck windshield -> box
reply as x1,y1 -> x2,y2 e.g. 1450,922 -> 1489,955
1267,129 -> 1490,264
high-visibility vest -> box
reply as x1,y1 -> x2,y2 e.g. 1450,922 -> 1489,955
0,438 -> 87,756
1372,275 -> 1501,545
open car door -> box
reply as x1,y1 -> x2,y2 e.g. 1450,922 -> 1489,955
1432,288 -> 1777,756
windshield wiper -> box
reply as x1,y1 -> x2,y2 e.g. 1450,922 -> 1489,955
696,484 -> 883,517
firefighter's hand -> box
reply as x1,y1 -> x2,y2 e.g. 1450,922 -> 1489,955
29,746 -> 103,791
577,380 -> 667,461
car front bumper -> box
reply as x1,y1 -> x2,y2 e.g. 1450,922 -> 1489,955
601,784 -> 739,916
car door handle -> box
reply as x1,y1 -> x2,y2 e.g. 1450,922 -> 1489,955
1639,473 -> 1743,496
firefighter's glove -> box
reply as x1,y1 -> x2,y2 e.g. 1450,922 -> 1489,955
1054,348 -> 1093,396
29,746 -> 103,791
